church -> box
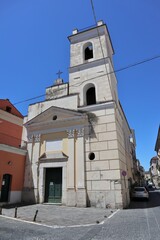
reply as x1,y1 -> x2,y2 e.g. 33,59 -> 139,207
22,20 -> 135,208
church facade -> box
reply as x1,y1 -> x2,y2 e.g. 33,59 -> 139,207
22,21 -> 135,208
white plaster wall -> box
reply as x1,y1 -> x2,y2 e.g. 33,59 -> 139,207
27,95 -> 78,121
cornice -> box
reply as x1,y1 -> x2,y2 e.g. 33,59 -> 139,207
78,101 -> 115,112
69,57 -> 110,73
27,117 -> 87,133
0,144 -> 27,156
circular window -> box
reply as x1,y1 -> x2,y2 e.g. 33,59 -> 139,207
88,152 -> 95,160
52,115 -> 57,120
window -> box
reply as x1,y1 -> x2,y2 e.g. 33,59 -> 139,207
88,152 -> 95,160
84,42 -> 93,60
86,87 -> 96,105
46,140 -> 62,152
52,115 -> 57,120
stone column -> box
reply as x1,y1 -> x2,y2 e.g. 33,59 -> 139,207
76,127 -> 86,207
66,129 -> 76,206
39,165 -> 46,204
32,134 -> 41,203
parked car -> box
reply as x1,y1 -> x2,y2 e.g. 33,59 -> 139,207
131,186 -> 149,200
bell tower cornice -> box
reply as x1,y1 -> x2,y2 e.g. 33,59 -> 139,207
68,21 -> 114,56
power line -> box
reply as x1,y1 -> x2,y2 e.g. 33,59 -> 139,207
13,54 -> 160,105
13,0 -> 160,106
90,0 -> 114,98
14,94 -> 46,105
114,54 -> 160,74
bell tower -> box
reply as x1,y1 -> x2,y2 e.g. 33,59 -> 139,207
68,20 -> 118,108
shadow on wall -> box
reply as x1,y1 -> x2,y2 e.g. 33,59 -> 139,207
21,152 -> 36,205
85,112 -> 98,140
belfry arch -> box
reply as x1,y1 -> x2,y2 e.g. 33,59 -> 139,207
84,42 -> 93,61
83,83 -> 96,106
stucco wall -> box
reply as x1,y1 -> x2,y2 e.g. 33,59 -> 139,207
0,151 -> 26,191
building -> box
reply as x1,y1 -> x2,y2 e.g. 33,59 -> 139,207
155,126 -> 160,157
0,99 -> 27,205
144,171 -> 151,185
150,156 -> 160,187
22,21 -> 136,208
150,126 -> 160,187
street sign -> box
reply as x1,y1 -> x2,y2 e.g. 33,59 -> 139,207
122,170 -> 127,177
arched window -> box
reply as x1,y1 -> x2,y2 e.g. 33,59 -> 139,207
86,86 -> 96,105
84,42 -> 93,61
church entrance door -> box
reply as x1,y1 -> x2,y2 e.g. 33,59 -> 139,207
44,168 -> 62,203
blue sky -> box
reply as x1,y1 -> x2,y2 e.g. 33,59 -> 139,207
0,0 -> 159,170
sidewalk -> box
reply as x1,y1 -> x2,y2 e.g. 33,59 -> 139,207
1,204 -> 116,227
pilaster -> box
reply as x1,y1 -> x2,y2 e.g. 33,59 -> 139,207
66,129 -> 76,206
31,134 -> 41,203
76,127 -> 86,207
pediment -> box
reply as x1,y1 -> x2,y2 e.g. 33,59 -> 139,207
25,106 -> 87,128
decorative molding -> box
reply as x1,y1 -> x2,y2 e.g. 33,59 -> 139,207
76,128 -> 84,137
67,129 -> 75,138
28,134 -> 41,142
39,158 -> 67,163
34,134 -> 41,142
0,144 -> 27,155
78,101 -> 115,112
28,134 -> 34,143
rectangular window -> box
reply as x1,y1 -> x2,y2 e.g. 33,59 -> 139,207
46,140 -> 62,152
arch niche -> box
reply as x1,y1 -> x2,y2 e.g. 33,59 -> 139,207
84,42 -> 93,61
84,83 -> 96,106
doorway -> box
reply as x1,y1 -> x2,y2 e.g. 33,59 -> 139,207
0,174 -> 12,202
44,168 -> 62,203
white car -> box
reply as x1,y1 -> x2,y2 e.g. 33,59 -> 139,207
131,187 -> 149,200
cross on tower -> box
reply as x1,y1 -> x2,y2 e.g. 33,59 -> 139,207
56,70 -> 63,79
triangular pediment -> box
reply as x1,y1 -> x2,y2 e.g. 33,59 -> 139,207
25,106 -> 87,129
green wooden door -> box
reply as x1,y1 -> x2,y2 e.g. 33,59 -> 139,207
45,168 -> 62,203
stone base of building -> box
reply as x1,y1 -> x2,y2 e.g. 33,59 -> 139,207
76,188 -> 86,207
87,190 -> 125,209
66,188 -> 87,207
